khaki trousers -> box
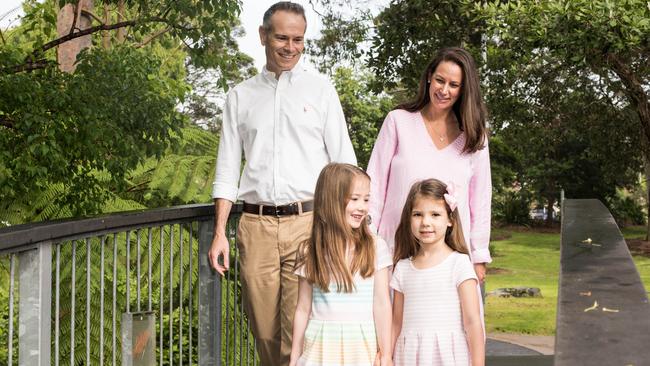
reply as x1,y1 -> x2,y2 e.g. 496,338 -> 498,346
236,211 -> 313,366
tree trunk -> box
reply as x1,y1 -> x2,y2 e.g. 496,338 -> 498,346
102,4 -> 110,49
643,154 -> 650,241
546,196 -> 555,226
56,0 -> 93,72
117,0 -> 125,43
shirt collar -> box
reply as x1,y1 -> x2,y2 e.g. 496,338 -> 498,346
261,62 -> 306,84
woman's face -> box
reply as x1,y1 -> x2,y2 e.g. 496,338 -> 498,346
428,61 -> 463,112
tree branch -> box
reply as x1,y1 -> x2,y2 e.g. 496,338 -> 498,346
2,59 -> 54,73
31,20 -> 137,59
81,9 -> 104,25
135,26 -> 171,48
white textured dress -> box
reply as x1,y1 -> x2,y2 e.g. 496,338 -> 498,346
391,252 -> 478,366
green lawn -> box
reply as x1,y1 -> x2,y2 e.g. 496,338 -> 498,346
485,225 -> 650,336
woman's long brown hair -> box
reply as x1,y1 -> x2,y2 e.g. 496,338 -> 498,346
297,163 -> 375,293
396,47 -> 488,154
393,179 -> 468,265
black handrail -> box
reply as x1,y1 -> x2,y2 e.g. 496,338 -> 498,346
0,203 -> 242,251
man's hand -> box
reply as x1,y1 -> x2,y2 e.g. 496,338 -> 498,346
474,263 -> 487,284
208,233 -> 230,276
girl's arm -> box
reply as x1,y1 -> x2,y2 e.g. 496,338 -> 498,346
459,279 -> 485,366
289,277 -> 313,366
391,290 -> 404,355
373,267 -> 393,366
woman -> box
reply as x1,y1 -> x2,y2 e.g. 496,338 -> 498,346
367,47 -> 492,282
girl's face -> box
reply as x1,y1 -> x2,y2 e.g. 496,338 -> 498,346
428,60 -> 463,111
410,196 -> 452,246
345,176 -> 370,229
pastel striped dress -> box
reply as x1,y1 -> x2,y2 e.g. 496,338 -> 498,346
296,236 -> 392,366
391,252 -> 478,366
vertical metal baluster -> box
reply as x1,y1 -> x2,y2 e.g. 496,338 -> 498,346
8,254 -> 14,366
86,238 -> 91,365
113,235 -> 117,366
234,252 -> 239,365
100,236 -> 105,365
179,225 -> 184,365
247,317 -> 251,366
148,228 -> 153,312
71,241 -> 76,366
137,229 -> 141,312
55,244 -> 60,366
126,231 -> 131,313
188,222 -> 193,366
169,225 -> 174,366
159,226 -> 164,366
226,244 -> 232,366
240,256 -> 245,366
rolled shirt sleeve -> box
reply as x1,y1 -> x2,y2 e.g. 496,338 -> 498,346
212,90 -> 241,202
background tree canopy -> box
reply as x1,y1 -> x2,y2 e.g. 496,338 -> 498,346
0,0 -> 253,223
309,0 -> 647,227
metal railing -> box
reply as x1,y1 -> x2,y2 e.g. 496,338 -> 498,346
0,203 -> 258,366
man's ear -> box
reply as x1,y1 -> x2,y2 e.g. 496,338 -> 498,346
259,26 -> 267,46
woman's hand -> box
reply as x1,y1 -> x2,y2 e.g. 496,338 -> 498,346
473,263 -> 487,283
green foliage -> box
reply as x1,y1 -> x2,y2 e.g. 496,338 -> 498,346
493,190 -> 532,226
332,68 -> 393,169
368,0 -> 484,93
0,46 -> 184,217
124,126 -> 218,207
477,0 -> 650,225
608,192 -> 647,227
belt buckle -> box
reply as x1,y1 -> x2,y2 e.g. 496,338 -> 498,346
273,205 -> 281,216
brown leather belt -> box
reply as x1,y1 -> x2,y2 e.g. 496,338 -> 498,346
242,201 -> 314,216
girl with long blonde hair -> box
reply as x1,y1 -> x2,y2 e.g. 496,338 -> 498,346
290,163 -> 393,366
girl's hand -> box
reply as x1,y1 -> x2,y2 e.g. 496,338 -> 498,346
289,357 -> 298,366
380,355 -> 393,366
373,350 -> 381,366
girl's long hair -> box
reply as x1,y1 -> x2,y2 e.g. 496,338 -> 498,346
393,179 -> 468,265
297,163 -> 375,293
396,47 -> 487,154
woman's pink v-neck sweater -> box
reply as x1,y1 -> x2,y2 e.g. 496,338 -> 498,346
367,109 -> 492,264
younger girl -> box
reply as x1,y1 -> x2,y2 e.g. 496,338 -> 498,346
391,179 -> 484,366
290,163 -> 393,366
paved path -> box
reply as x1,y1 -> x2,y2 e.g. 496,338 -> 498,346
487,333 -> 554,356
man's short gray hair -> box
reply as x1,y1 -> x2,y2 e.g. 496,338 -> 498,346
262,2 -> 307,31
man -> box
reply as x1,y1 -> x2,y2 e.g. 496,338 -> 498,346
208,2 -> 357,365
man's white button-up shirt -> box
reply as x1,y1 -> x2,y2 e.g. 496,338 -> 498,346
212,64 -> 357,205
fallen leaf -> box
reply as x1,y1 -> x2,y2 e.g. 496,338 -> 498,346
584,300 -> 598,312
602,307 -> 619,313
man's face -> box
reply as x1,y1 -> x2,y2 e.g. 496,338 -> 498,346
259,10 -> 306,76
